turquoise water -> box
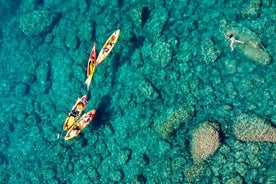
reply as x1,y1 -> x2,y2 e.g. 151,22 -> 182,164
0,0 -> 275,183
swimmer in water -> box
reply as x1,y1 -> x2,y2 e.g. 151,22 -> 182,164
225,32 -> 244,51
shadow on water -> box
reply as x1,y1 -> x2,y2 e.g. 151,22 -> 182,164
110,32 -> 144,84
110,53 -> 122,86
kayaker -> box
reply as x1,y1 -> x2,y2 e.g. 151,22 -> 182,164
70,99 -> 87,117
71,124 -> 81,135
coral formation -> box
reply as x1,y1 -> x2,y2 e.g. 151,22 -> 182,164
137,79 -> 159,101
19,10 -> 60,36
185,163 -> 207,182
154,106 -> 194,139
150,40 -> 173,68
190,122 -> 221,163
239,0 -> 261,19
201,38 -> 221,64
234,114 -> 276,142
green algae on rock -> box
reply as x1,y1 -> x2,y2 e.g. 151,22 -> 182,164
19,10 -> 60,36
190,122 -> 221,163
154,106 -> 194,139
234,114 -> 276,142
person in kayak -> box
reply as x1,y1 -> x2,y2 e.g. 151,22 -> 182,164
69,95 -> 88,116
225,32 -> 244,51
64,124 -> 81,140
63,95 -> 89,130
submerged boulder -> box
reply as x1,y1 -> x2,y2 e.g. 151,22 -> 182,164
239,0 -> 262,19
190,122 -> 221,163
150,40 -> 173,68
201,38 -> 221,64
234,114 -> 276,142
155,106 -> 194,139
19,10 -> 60,36
138,79 -> 159,101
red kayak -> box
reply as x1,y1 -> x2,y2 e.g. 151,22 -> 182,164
85,43 -> 97,91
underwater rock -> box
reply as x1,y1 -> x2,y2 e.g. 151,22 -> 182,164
129,49 -> 144,68
220,20 -> 271,65
242,39 -> 271,65
150,41 -> 173,68
25,99 -> 34,114
225,175 -> 244,184
77,0 -> 88,13
36,61 -> 51,83
43,0 -> 63,10
144,7 -> 168,40
131,174 -> 147,184
117,149 -> 132,165
234,114 -> 276,142
201,38 -> 221,64
190,122 -> 221,163
78,21 -> 93,42
155,106 -> 194,139
25,114 -> 40,125
223,59 -> 237,74
185,163 -> 207,182
43,168 -> 56,180
64,34 -> 79,50
109,170 -> 124,182
239,0 -> 261,19
15,83 -> 27,95
263,0 -> 273,7
138,79 -> 159,101
87,167 -> 100,180
127,6 -> 144,28
19,10 -> 60,36
22,73 -> 35,84
19,0 -> 40,13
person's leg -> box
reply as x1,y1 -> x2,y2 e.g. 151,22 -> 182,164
230,41 -> 234,51
236,40 -> 244,44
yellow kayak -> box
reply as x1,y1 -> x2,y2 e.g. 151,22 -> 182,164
64,110 -> 96,140
96,29 -> 120,65
85,43 -> 97,91
63,95 -> 89,131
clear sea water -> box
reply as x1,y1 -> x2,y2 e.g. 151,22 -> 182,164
0,0 -> 275,183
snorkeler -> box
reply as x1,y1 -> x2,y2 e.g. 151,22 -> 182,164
225,32 -> 244,51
